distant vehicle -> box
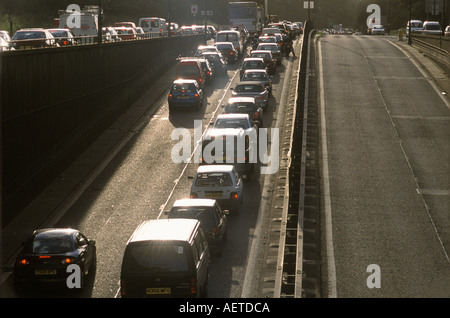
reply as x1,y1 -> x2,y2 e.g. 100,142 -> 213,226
216,30 -> 243,56
14,228 -> 96,290
195,45 -> 223,58
175,58 -> 206,88
228,1 -> 263,36
190,165 -> 244,214
138,17 -> 167,34
240,57 -> 267,77
230,81 -> 269,110
46,28 -> 76,46
422,21 -> 442,35
168,79 -> 205,111
370,25 -> 385,35
201,52 -> 228,75
256,43 -> 281,65
102,27 -> 121,42
134,27 -> 145,38
406,20 -> 423,36
214,42 -> 238,63
0,37 -> 12,51
249,50 -> 276,75
10,28 -> 57,49
241,69 -> 273,95
114,22 -> 136,28
0,30 -> 11,42
445,25 -> 450,37
58,5 -> 101,40
120,219 -> 210,298
194,58 -> 214,83
223,97 -> 264,127
114,27 -> 137,40
165,199 -> 229,254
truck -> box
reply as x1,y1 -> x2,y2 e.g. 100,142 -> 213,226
228,1 -> 263,36
57,5 -> 102,41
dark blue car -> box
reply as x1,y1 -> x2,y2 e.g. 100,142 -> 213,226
168,79 -> 205,112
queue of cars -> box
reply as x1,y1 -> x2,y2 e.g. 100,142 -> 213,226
12,23 -> 293,298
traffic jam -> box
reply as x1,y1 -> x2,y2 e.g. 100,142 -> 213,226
7,8 -> 303,297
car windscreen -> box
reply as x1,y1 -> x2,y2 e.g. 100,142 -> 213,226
243,61 -> 265,68
242,72 -> 267,81
31,238 -> 74,254
177,65 -> 199,75
195,172 -> 233,187
49,31 -> 69,37
235,84 -> 264,92
169,207 -> 215,228
124,243 -> 189,273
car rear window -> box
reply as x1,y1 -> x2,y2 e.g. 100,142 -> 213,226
235,84 -> 264,92
195,172 -> 233,187
172,83 -> 196,92
216,44 -> 232,50
169,207 -> 216,228
242,72 -> 267,81
226,103 -> 256,113
214,118 -> 250,129
32,238 -> 74,254
178,65 -> 200,76
124,243 -> 189,273
13,31 -> 46,40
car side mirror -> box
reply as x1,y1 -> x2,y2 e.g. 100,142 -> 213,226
223,209 -> 230,216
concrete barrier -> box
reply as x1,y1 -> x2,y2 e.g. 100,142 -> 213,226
1,35 -> 203,222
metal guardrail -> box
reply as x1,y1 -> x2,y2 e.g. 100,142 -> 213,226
410,34 -> 450,75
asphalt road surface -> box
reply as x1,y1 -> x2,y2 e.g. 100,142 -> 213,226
318,34 -> 450,297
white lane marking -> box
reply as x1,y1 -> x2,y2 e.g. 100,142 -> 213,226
318,39 -> 338,298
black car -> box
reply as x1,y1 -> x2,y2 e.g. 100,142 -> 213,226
14,228 -> 96,290
165,198 -> 229,254
223,97 -> 264,128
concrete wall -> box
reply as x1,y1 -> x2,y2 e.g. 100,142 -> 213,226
1,35 -> 203,219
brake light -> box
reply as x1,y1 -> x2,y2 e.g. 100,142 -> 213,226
168,93 -> 173,100
19,259 -> 28,265
194,93 -> 199,100
121,279 -> 126,296
211,227 -> 220,237
190,193 -> 198,198
63,258 -> 72,264
230,192 -> 239,200
253,112 -> 259,118
190,277 -> 197,295
39,255 -> 51,259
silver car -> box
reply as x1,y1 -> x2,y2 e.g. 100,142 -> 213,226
230,81 -> 269,109
241,69 -> 273,96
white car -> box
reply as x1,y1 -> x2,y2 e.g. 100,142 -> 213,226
190,165 -> 244,215
422,21 -> 442,35
371,25 -> 385,35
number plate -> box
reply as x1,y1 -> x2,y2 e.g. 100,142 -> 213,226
146,287 -> 171,295
35,269 -> 57,275
177,95 -> 190,99
205,192 -> 222,198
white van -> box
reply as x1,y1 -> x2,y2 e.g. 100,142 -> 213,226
139,17 -> 167,35
216,30 -> 243,57
406,20 -> 422,36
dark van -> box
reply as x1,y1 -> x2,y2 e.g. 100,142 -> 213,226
120,219 -> 210,298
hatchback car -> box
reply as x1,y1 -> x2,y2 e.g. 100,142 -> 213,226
201,52 -> 227,76
241,69 -> 273,96
215,42 -> 238,63
240,57 -> 267,77
249,50 -> 276,74
190,165 -> 244,214
165,199 -> 229,254
256,43 -> 282,65
46,28 -> 76,46
230,81 -> 269,110
14,228 -> 96,290
10,28 -> 57,49
223,97 -> 264,128
168,79 -> 204,111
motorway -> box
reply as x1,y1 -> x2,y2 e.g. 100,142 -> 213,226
0,37 -> 302,298
318,34 -> 450,297
1,32 -> 449,299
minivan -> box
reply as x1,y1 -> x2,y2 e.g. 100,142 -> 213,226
176,59 -> 206,88
120,219 -> 210,297
216,30 -> 243,56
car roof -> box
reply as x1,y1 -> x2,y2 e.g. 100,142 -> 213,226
173,79 -> 197,84
217,113 -> 250,119
173,198 -> 216,207
251,50 -> 272,55
129,219 -> 200,243
215,42 -> 234,46
243,69 -> 267,73
196,164 -> 235,173
227,97 -> 256,103
243,57 -> 265,62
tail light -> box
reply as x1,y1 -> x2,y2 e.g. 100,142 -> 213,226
211,227 -> 220,238
253,112 -> 259,119
168,93 -> 173,100
230,192 -> 239,200
194,93 -> 199,100
190,277 -> 197,295
19,258 -> 29,265
190,193 -> 198,198
121,279 -> 126,296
